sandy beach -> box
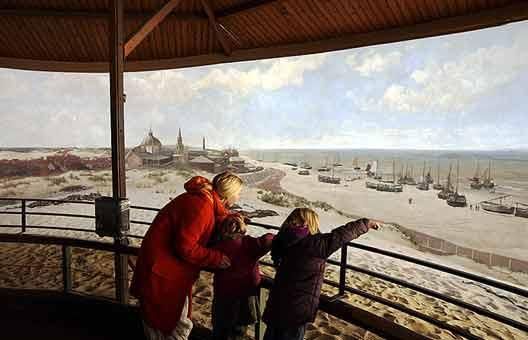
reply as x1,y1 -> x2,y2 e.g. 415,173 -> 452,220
1,162 -> 528,339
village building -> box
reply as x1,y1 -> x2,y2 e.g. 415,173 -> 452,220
125,129 -> 173,169
124,128 -> 248,173
188,155 -> 217,173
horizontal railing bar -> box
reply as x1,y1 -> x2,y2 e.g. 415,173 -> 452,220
0,224 -> 23,229
23,225 -> 96,233
341,262 -> 528,333
248,221 -> 280,231
0,211 -> 22,215
25,212 -> 95,219
127,235 -> 144,239
130,205 -> 160,212
0,198 -> 95,205
0,232 -> 139,256
130,220 -> 151,226
347,243 -> 528,298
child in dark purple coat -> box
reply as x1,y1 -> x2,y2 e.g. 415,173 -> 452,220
263,208 -> 380,340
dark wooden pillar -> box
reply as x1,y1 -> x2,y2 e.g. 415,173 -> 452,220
109,0 -> 129,305
109,0 -> 126,200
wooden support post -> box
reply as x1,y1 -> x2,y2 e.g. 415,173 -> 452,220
200,0 -> 232,55
21,199 -> 26,233
124,0 -> 183,57
110,0 -> 129,305
62,245 -> 72,293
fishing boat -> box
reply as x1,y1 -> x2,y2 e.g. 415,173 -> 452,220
447,161 -> 467,207
417,161 -> 430,191
480,196 -> 514,214
291,167 -> 297,171
284,162 -> 297,167
352,157 -> 361,170
333,153 -> 343,167
298,170 -> 310,176
366,181 -> 378,189
469,160 -> 483,189
367,160 -> 377,178
482,160 -> 495,189
299,162 -> 312,170
433,162 -> 444,190
319,175 -> 341,184
425,167 -> 434,184
438,164 -> 454,199
515,203 -> 528,218
318,157 -> 331,172
375,160 -> 403,192
399,164 -> 417,185
371,160 -> 383,180
318,165 -> 341,184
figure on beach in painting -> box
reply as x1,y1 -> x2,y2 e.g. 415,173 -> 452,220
209,214 -> 274,340
262,208 -> 380,340
130,172 -> 243,340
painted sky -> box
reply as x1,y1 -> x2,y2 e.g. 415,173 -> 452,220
0,21 -> 527,150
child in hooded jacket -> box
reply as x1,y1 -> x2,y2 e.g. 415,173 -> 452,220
262,208 -> 380,340
210,215 -> 274,340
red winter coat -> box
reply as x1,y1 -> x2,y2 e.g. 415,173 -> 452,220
130,176 -> 230,334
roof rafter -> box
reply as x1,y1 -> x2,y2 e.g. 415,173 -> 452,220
200,0 -> 233,55
124,0 -> 184,58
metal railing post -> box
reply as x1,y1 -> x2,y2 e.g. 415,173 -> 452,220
254,285 -> 266,340
62,245 -> 72,293
21,199 -> 26,233
339,245 -> 348,296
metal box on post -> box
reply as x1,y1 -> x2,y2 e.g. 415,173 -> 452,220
95,196 -> 130,238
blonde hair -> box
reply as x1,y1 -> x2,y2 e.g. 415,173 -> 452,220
212,171 -> 243,202
281,208 -> 320,235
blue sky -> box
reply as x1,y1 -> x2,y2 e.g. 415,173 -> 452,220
0,21 -> 526,150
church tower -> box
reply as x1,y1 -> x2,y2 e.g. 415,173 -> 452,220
202,137 -> 206,151
176,128 -> 184,154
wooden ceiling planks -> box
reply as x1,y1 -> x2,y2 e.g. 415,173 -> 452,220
0,0 -> 526,72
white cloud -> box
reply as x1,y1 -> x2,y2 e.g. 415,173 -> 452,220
346,50 -> 402,77
381,36 -> 528,113
192,54 -> 327,94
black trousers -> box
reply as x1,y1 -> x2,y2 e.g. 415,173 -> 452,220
212,295 -> 259,340
263,324 -> 306,340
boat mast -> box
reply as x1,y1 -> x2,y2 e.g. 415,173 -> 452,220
456,160 -> 460,194
393,160 -> 396,183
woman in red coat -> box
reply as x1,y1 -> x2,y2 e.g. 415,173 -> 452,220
130,172 -> 243,339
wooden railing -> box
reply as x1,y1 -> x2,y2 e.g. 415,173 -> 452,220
1,197 -> 528,340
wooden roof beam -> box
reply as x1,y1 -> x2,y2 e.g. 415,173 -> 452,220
124,0 -> 184,58
200,0 -> 233,55
0,8 -> 203,20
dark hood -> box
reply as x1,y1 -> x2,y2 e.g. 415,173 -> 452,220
271,227 -> 310,266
